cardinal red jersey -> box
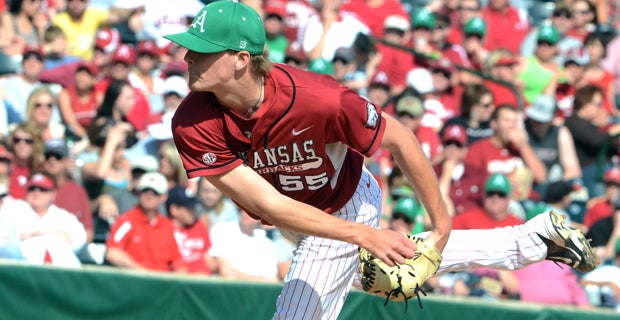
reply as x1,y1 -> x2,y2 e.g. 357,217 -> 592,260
452,207 -> 524,229
174,221 -> 212,275
464,137 -> 525,176
172,64 -> 385,217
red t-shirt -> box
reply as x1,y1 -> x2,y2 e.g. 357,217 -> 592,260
585,71 -> 616,115
376,43 -> 416,89
340,0 -> 409,37
68,87 -> 99,129
583,198 -> 613,228
172,64 -> 385,219
434,163 -> 488,215
464,137 -> 524,176
106,206 -> 183,271
9,163 -> 30,199
175,222 -> 212,275
55,180 -> 93,231
452,207 -> 524,229
415,126 -> 442,159
481,6 -> 530,54
484,80 -> 522,109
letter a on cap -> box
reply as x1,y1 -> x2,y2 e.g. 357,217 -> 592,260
192,10 -> 207,33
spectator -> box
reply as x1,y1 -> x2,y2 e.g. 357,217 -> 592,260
483,49 -> 523,109
583,32 -> 617,116
209,210 -> 279,282
568,0 -> 596,43
520,2 -> 583,66
263,0 -> 289,64
517,24 -> 563,105
389,196 -> 424,235
41,25 -> 81,70
556,51 -> 590,119
52,0 -> 137,60
340,0 -> 409,37
195,176 -> 240,230
168,186 -> 217,275
406,67 -> 451,132
20,173 -> 87,268
0,145 -> 12,187
430,58 -> 462,117
7,122 -> 44,200
0,183 -> 26,260
580,238 -> 620,310
535,180 -> 583,227
513,260 -> 591,307
464,105 -> 548,199
57,61 -> 102,141
480,0 -> 530,54
143,75 -> 189,149
586,197 -> 620,262
434,124 -> 487,216
92,27 -> 122,80
441,83 -> 494,144
283,41 -> 309,70
453,173 -> 524,229
300,0 -> 369,66
602,34 -> 620,109
564,85 -> 620,197
20,86 -> 65,141
461,16 -> 488,72
93,155 -> 159,243
375,14 -> 414,96
524,94 -> 582,189
43,139 -> 93,243
584,168 -> 620,230
95,43 -> 151,132
0,0 -> 49,66
410,9 -> 440,62
158,140 -> 186,191
394,92 -> 442,162
105,172 -> 186,272
446,0 -> 481,46
365,71 -> 392,110
128,40 -> 165,114
431,12 -> 468,69
2,47 -> 45,122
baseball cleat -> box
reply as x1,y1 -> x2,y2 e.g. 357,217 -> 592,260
531,210 -> 599,272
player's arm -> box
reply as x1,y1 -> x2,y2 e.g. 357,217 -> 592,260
205,166 -> 416,267
379,113 -> 451,252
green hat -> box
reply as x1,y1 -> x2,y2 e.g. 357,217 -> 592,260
393,197 -> 420,221
464,17 -> 487,37
411,9 -> 436,29
484,173 -> 512,195
163,2 -> 266,55
537,24 -> 560,45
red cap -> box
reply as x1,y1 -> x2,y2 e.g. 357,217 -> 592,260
112,44 -> 136,65
495,56 -> 518,66
0,145 -> 12,161
369,70 -> 390,88
604,168 -> 620,184
136,40 -> 159,56
442,124 -> 468,145
161,60 -> 188,78
264,0 -> 287,17
284,41 -> 307,62
95,28 -> 121,53
76,60 -> 100,76
26,173 -> 56,190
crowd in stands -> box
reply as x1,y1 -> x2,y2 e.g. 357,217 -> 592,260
0,0 -> 618,313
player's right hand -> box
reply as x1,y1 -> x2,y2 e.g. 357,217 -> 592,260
360,228 -> 417,267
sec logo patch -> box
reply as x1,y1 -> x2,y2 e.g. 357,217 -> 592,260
202,152 -> 217,165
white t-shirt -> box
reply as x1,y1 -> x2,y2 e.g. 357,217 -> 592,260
300,11 -> 369,62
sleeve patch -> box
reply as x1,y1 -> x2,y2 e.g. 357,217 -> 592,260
365,102 -> 379,129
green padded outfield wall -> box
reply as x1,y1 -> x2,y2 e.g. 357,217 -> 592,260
0,262 -> 617,320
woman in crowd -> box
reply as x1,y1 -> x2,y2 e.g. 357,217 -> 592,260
195,177 -> 240,230
22,86 -> 65,141
7,122 -> 44,199
583,32 -> 617,116
441,83 -> 495,144
158,140 -> 186,191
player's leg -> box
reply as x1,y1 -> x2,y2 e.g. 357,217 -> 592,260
415,210 -> 597,274
273,168 -> 381,320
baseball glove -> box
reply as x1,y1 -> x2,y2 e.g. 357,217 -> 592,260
358,235 -> 442,310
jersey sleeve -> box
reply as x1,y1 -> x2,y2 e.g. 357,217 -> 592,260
334,88 -> 386,156
172,93 -> 244,178
105,215 -> 131,250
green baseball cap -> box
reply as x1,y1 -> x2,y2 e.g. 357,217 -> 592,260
484,173 -> 512,195
411,9 -> 436,29
537,24 -> 560,45
464,17 -> 487,37
163,1 -> 266,55
393,197 -> 420,221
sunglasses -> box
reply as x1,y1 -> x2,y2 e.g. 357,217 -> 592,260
35,102 -> 53,108
459,6 -> 478,11
574,9 -> 590,15
414,26 -> 431,31
67,0 -> 87,2
23,52 -> 44,61
553,11 -> 572,19
45,153 -> 64,161
537,40 -> 556,47
486,191 -> 507,198
444,140 -> 464,148
465,33 -> 483,40
13,137 -> 34,145
27,186 -> 51,193
434,25 -> 448,30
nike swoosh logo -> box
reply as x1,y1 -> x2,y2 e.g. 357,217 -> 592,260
292,126 -> 313,136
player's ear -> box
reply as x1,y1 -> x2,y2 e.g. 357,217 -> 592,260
233,50 -> 251,70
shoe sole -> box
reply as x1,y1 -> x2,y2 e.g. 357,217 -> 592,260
547,211 -> 598,272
